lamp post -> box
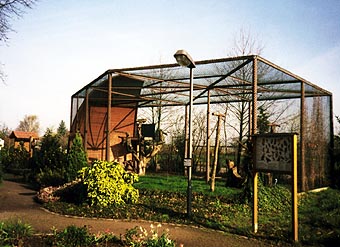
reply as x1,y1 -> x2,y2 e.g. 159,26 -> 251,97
174,49 -> 195,217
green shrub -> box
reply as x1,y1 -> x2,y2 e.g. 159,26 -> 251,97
258,182 -> 291,212
124,224 -> 175,247
31,129 -> 68,187
67,132 -> 88,181
0,162 -> 3,183
79,160 -> 139,207
32,130 -> 89,188
36,167 -> 67,187
54,225 -> 93,247
54,180 -> 87,204
0,144 -> 30,171
0,219 -> 33,246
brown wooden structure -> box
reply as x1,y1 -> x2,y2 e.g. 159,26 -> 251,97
9,131 -> 39,157
70,55 -> 333,191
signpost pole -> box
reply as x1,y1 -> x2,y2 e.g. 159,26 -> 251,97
252,133 -> 299,242
253,171 -> 258,233
292,134 -> 298,242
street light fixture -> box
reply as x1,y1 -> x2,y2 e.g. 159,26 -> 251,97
174,49 -> 195,217
174,50 -> 196,68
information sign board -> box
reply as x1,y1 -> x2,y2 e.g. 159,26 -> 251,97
253,133 -> 294,173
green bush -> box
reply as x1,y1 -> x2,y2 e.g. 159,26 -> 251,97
124,224 -> 175,247
32,130 -> 89,188
0,144 -> 30,171
67,132 -> 88,182
0,162 -> 3,184
258,182 -> 291,212
79,160 -> 139,207
54,225 -> 93,247
0,219 -> 33,246
36,167 -> 67,187
31,129 -> 68,187
54,180 -> 88,204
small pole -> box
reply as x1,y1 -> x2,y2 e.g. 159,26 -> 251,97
252,56 -> 258,234
106,73 -> 112,161
210,112 -> 224,192
187,67 -> 194,217
292,134 -> 298,242
253,171 -> 258,233
206,90 -> 211,183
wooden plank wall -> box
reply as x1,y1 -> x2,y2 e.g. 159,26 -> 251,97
72,105 -> 136,163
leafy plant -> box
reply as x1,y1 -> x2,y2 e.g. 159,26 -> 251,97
124,224 -> 175,247
0,162 -> 3,183
93,229 -> 119,246
31,129 -> 68,187
299,188 -> 340,245
43,174 -> 340,245
0,144 -> 30,171
32,129 -> 88,188
54,225 -> 93,247
0,219 -> 33,246
258,182 -> 291,212
36,167 -> 67,187
79,160 -> 139,207
67,132 -> 88,181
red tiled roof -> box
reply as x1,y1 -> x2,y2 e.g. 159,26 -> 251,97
9,131 -> 39,140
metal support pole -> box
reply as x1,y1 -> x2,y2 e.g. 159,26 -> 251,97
252,56 -> 258,233
106,73 -> 112,161
251,56 -> 258,139
184,105 -> 189,174
173,49 -> 195,218
206,90 -> 211,183
292,134 -> 298,242
329,95 -> 335,187
70,97 -> 74,134
76,96 -> 80,130
187,67 -> 194,217
84,89 -> 89,153
300,82 -> 305,191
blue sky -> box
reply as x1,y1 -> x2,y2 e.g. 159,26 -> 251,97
1,0 -> 339,133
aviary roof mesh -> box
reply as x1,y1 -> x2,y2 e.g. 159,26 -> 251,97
72,55 -> 331,108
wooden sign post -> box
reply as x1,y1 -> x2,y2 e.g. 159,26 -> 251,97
252,133 -> 298,242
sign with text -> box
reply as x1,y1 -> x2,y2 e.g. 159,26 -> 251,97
253,133 -> 295,173
252,133 -> 298,242
184,158 -> 192,167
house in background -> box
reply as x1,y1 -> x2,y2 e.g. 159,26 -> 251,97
9,131 -> 39,157
0,138 -> 4,150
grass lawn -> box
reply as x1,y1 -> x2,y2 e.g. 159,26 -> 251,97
135,174 -> 240,196
44,174 -> 340,246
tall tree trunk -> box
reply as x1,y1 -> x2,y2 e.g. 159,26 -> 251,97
134,144 -> 163,176
236,102 -> 245,167
210,113 -> 223,192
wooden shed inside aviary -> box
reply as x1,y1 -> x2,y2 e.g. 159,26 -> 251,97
70,55 -> 334,192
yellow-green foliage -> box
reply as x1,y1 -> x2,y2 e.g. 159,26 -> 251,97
79,160 -> 139,207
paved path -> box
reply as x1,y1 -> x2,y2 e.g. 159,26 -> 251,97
0,180 -> 280,247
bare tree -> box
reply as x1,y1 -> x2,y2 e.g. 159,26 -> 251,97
210,112 -> 224,192
134,66 -> 177,175
0,0 -> 36,82
16,114 -> 40,133
221,28 -> 264,169
0,0 -> 36,42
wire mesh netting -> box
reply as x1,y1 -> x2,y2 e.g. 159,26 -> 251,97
70,55 -> 333,191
